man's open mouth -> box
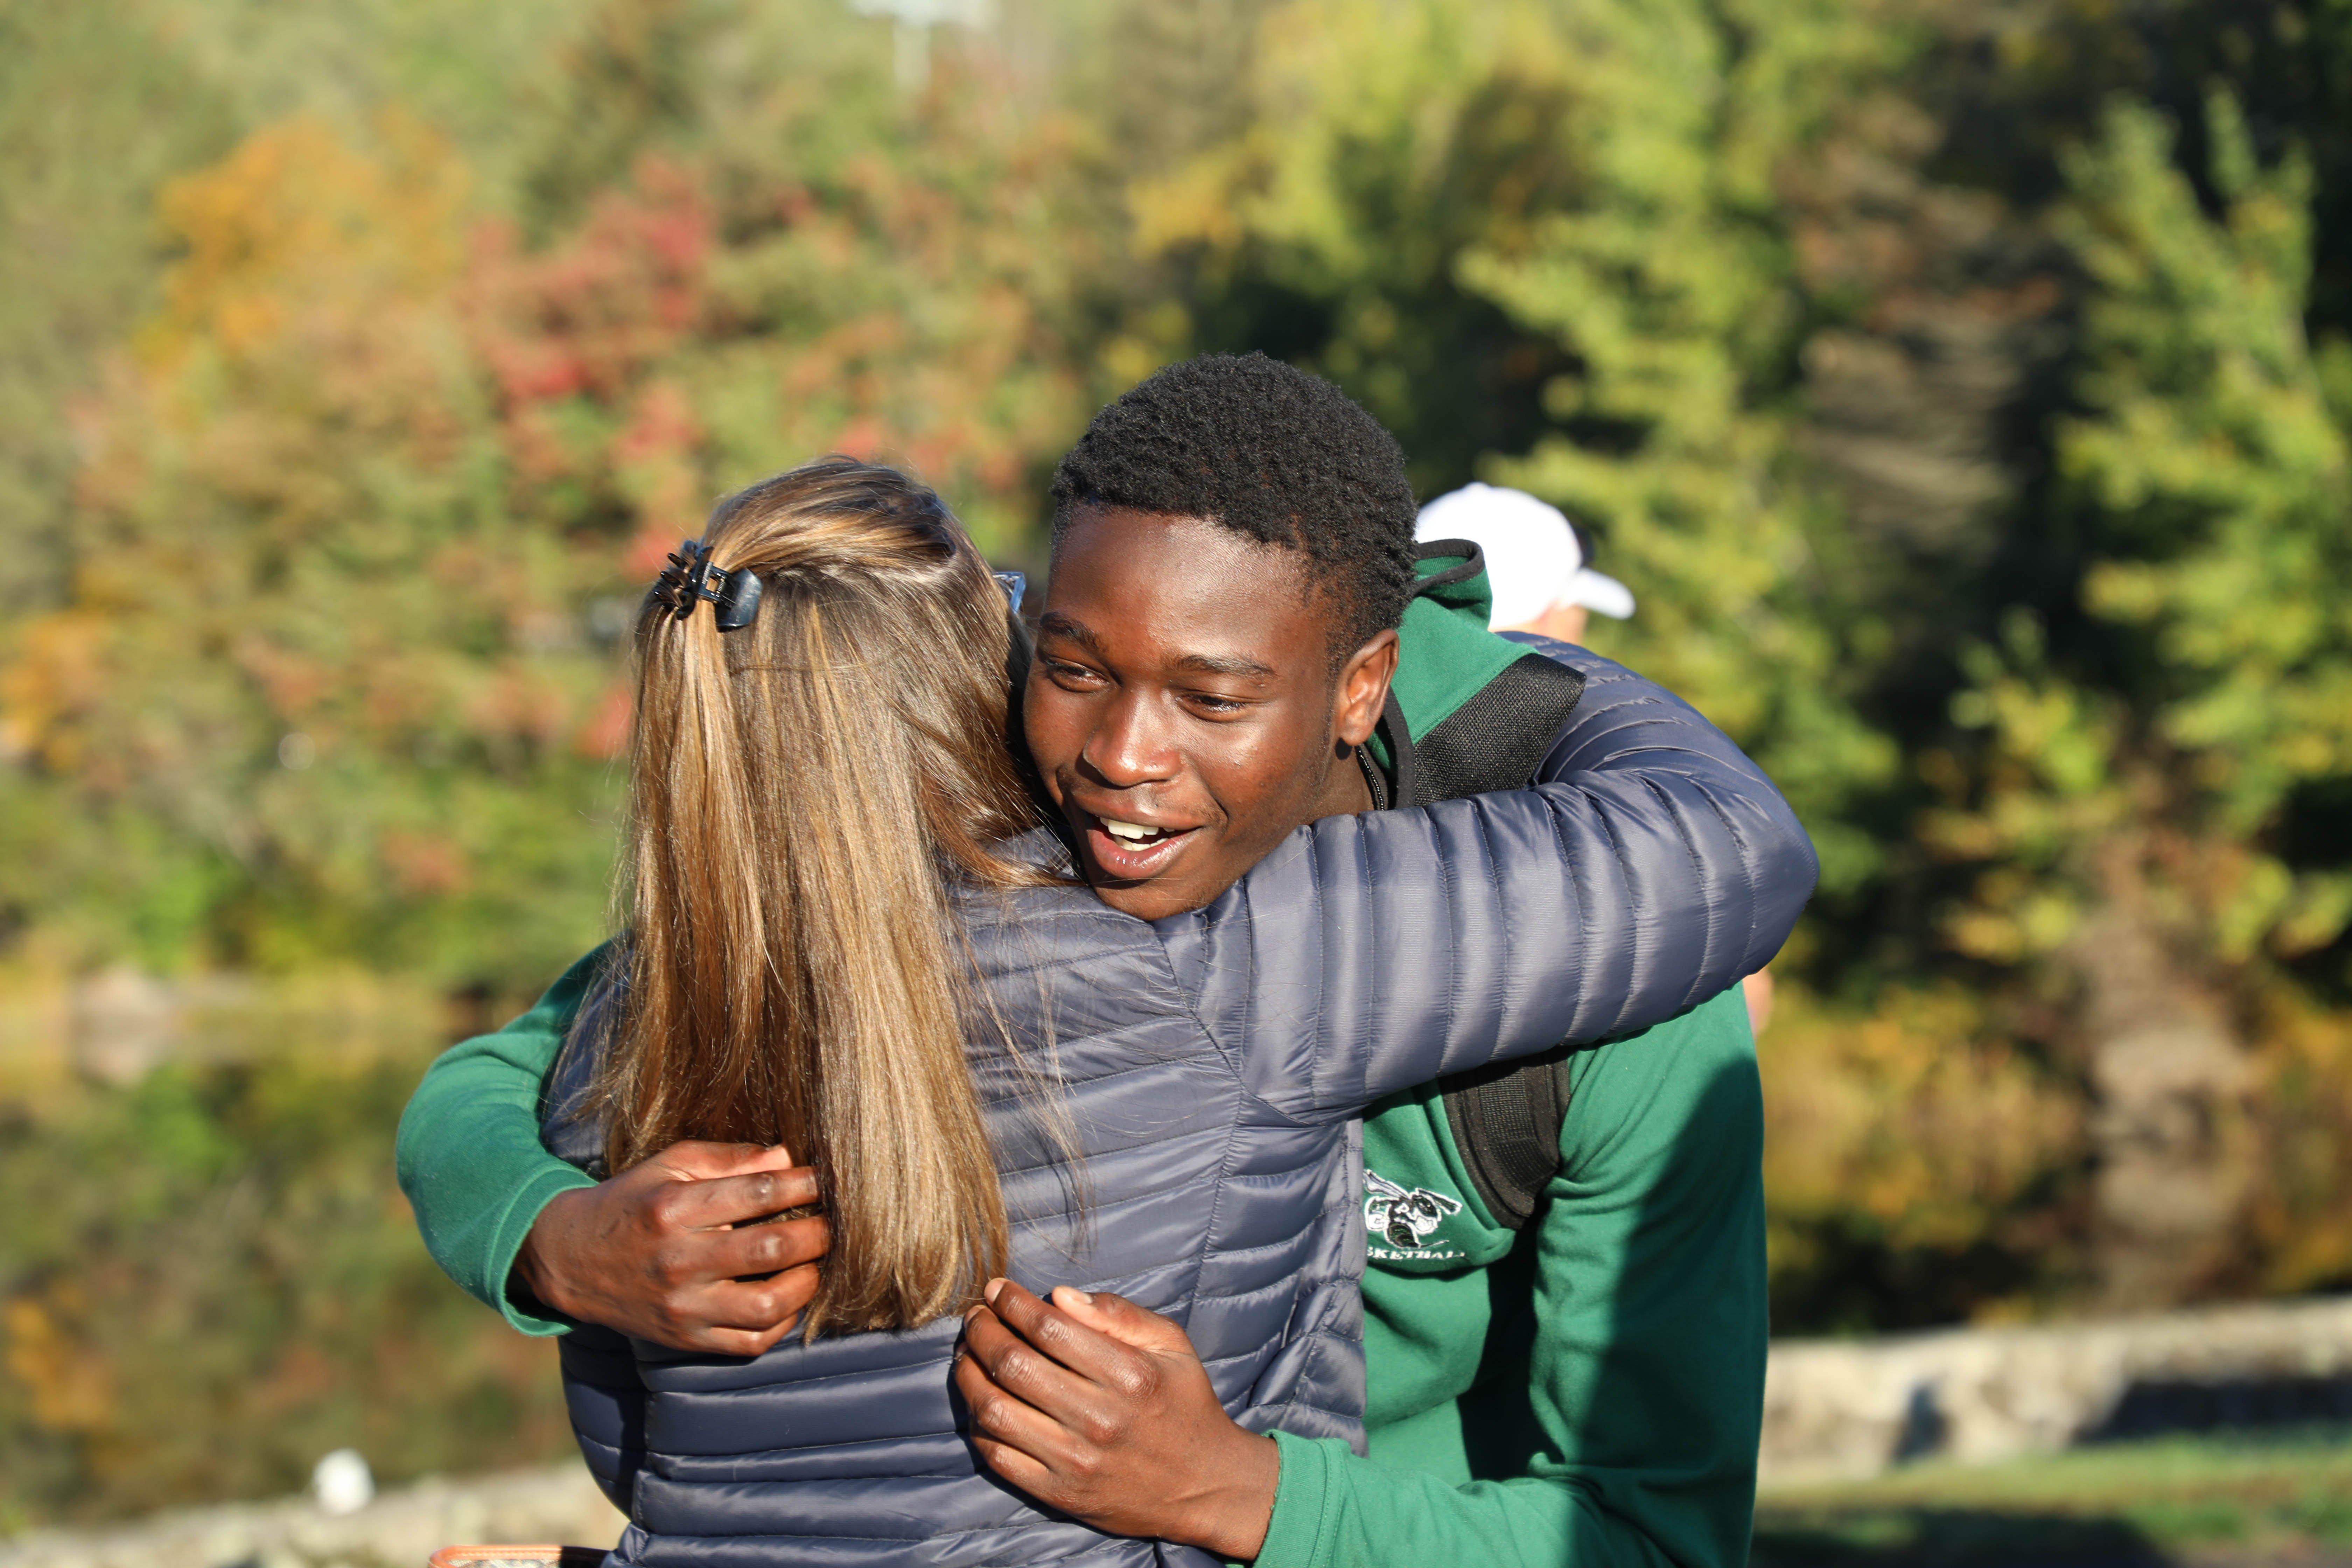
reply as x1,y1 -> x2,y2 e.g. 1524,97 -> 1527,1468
1080,813 -> 1198,878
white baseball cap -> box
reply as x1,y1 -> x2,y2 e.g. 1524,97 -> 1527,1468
1413,483 -> 1635,630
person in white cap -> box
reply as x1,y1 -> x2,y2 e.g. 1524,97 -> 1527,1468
1413,481 -> 1635,645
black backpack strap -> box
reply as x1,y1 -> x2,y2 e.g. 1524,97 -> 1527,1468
1443,1044 -> 1576,1229
1410,652 -> 1585,804
1387,551 -> 1591,1228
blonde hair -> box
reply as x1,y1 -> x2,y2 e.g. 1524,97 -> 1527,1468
596,457 -> 1048,1334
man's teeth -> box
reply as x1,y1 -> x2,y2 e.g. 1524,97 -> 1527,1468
1101,819 -> 1165,844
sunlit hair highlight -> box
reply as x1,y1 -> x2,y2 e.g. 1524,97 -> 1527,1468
595,457 -> 1048,1335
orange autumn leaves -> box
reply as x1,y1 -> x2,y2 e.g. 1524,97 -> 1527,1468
2,94 -> 1089,978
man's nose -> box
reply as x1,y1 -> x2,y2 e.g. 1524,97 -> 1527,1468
1079,689 -> 1180,788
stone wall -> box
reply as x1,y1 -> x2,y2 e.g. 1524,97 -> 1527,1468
1760,1296 -> 2352,1486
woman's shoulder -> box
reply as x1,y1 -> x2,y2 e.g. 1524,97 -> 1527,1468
951,828 -> 1126,925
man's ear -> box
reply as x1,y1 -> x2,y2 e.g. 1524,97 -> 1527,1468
1332,629 -> 1400,747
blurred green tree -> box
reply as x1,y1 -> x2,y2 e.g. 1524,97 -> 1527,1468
0,1 -> 237,615
1128,0 -> 1908,893
1923,92 -> 2352,1304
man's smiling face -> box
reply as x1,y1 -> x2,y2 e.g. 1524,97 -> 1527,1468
1025,505 -> 1399,920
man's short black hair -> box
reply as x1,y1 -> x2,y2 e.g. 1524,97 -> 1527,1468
1049,352 -> 1418,658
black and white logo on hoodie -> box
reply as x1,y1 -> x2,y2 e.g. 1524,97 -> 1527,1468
1364,1170 -> 1464,1255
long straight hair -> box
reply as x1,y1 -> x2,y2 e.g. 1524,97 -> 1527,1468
595,458 -> 1050,1335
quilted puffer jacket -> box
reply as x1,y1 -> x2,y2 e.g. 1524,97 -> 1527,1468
549,646 -> 1816,1568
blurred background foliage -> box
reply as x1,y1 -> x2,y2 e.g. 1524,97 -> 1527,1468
2,0 -> 2351,1528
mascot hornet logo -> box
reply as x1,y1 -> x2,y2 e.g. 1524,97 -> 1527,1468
1365,1171 -> 1463,1251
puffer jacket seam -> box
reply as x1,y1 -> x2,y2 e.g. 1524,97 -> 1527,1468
1572,783 -> 1642,1038
1339,813 -> 1366,1108
640,1339 -> 967,1393
1143,870 -> 1254,1331
769,1517 -> 1129,1556
643,1423 -> 972,1455
1457,795 -> 1499,1078
1258,1400 -> 1361,1423
1191,1265 -> 1329,1316
1680,770 -> 1765,969
657,1522 -> 1125,1560
1185,1216 -> 1345,1270
1200,849 -> 1339,1132
1180,1081 -> 1248,1330
995,1111 -> 1231,1188
1010,1049 -> 1208,1097
653,1464 -> 978,1480
1652,772 -> 1715,1013
1179,833 -> 1348,1317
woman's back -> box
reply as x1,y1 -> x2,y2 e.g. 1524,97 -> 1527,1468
565,867 -> 1357,1568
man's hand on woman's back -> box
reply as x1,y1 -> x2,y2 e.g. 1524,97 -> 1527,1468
957,1280 -> 1279,1559
513,1140 -> 833,1355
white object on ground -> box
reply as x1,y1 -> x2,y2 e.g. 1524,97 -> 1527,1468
309,1449 -> 374,1517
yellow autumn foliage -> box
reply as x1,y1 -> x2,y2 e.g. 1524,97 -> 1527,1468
1762,984 -> 2082,1266
142,112 -> 468,369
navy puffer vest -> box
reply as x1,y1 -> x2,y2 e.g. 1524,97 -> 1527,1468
548,647 -> 1816,1567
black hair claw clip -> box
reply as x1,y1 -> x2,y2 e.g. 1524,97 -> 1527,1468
653,539 -> 764,632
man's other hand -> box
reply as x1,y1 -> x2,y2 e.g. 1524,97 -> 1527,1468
956,1280 -> 1279,1560
512,1141 -> 829,1355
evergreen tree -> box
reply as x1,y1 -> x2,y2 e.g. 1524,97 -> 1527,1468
1925,92 -> 2352,1302
1129,0 -> 1909,888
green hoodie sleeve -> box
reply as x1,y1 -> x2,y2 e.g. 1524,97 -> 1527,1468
394,942 -> 612,1336
1253,990 -> 1768,1568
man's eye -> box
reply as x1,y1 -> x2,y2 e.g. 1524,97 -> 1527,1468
1186,694 -> 1247,717
1044,659 -> 1103,686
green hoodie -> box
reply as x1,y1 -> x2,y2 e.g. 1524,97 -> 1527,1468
1255,986 -> 1763,1568
394,563 -> 1766,1568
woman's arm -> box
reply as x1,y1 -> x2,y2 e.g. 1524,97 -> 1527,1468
1156,649 -> 1815,1120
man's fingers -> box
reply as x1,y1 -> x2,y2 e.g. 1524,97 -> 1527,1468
649,1139 -> 799,1182
703,1214 -> 831,1278
954,1322 -> 1085,1466
960,1301 -> 1108,1429
692,1262 -> 820,1333
985,1280 -> 1152,1393
1049,1288 -> 1194,1358
692,1323 -> 789,1357
647,1166 -> 822,1233
967,1433 -> 1058,1498
656,1267 -> 819,1353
